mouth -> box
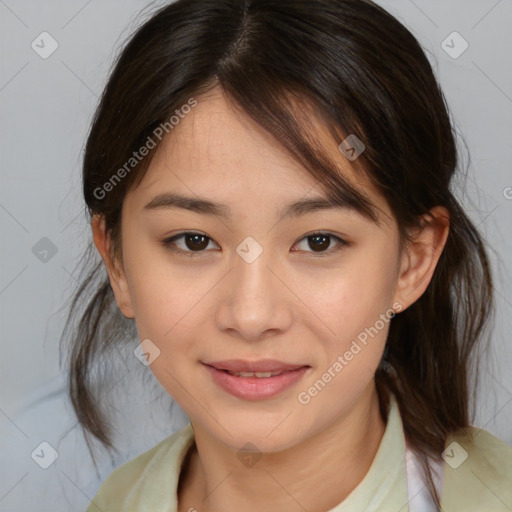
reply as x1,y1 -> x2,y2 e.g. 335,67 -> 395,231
221,370 -> 288,378
204,358 -> 308,373
202,359 -> 311,400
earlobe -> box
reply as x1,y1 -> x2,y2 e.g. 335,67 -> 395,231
393,206 -> 450,312
91,214 -> 135,319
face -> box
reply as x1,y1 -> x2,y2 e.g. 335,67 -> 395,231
112,87 -> 406,452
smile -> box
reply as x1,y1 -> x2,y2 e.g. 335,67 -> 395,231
202,359 -> 311,400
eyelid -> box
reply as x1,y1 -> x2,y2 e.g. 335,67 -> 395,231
161,231 -> 219,257
161,231 -> 348,257
291,231 -> 348,256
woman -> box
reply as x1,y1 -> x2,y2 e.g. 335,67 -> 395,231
62,0 -> 512,510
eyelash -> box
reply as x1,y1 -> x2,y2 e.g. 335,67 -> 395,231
160,231 -> 348,258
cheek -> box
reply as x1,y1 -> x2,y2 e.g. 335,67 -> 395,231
123,250 -> 209,405
122,228 -> 212,335
296,246 -> 399,348
294,253 -> 397,419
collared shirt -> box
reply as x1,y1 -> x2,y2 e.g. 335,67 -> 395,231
86,395 -> 512,511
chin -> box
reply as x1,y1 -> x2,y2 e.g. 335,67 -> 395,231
204,416 -> 310,454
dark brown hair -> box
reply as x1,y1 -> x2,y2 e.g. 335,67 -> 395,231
61,0 -> 495,507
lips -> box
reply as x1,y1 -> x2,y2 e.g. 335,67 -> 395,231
202,359 -> 311,400
204,359 -> 308,373
224,370 -> 285,378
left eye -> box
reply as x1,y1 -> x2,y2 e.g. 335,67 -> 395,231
161,231 -> 347,256
292,233 -> 347,255
162,232 -> 219,255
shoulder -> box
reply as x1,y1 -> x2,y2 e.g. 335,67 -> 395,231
86,424 -> 194,512
447,425 -> 512,476
441,426 -> 512,511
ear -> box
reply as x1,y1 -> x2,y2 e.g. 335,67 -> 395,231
392,206 -> 450,312
91,214 -> 135,319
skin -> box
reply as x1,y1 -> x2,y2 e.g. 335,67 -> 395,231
92,86 -> 449,512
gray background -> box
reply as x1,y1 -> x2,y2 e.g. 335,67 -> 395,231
1,0 -> 511,510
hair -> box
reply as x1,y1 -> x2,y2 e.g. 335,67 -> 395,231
61,0 -> 495,507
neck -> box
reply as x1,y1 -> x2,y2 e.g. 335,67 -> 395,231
178,383 -> 386,512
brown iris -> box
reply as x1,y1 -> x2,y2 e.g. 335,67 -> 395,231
184,233 -> 210,251
308,234 -> 330,252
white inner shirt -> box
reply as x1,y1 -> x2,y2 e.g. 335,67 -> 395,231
405,441 -> 445,512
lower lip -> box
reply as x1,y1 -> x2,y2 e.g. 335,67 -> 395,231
204,365 -> 309,400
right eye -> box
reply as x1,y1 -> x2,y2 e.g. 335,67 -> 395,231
161,232 -> 220,257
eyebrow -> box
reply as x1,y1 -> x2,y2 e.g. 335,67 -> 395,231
143,192 -> 378,222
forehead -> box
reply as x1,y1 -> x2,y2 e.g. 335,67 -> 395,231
125,87 -> 392,224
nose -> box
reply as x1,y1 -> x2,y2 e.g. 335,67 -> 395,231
214,244 -> 293,342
